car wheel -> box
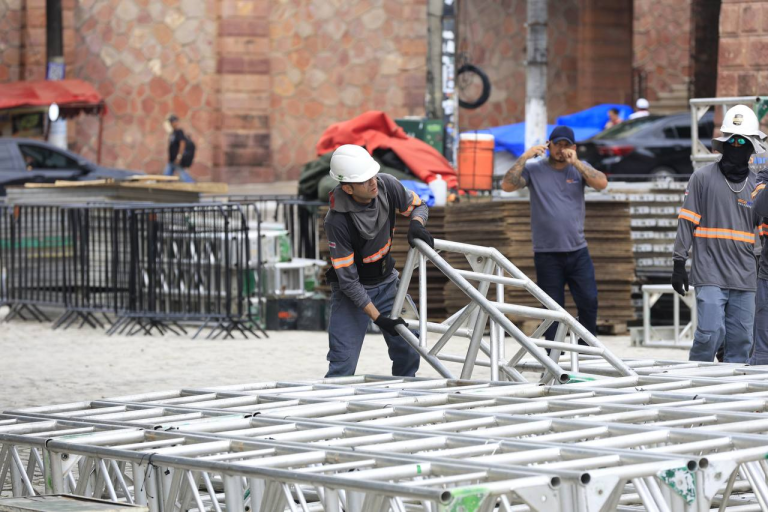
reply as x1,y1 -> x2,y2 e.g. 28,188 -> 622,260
650,166 -> 676,183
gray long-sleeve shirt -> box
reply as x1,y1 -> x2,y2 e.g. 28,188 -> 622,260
325,174 -> 428,310
673,163 -> 758,291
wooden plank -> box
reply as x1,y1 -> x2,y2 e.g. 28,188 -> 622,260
125,175 -> 180,182
25,179 -> 115,188
119,181 -> 229,194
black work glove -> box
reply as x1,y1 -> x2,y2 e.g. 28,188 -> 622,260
671,259 -> 689,297
407,220 -> 434,249
374,315 -> 406,336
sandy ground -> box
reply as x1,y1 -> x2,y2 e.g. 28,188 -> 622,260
0,313 -> 689,411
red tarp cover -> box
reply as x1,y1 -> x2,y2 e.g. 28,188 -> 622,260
316,111 -> 458,188
0,79 -> 104,111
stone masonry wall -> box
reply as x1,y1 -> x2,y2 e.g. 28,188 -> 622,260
214,0 -> 271,184
633,0 -> 692,101
68,0 -> 219,178
3,0 -> 637,182
717,0 -> 768,97
268,0 -> 428,180
0,0 -> 76,83
459,0 -> 632,131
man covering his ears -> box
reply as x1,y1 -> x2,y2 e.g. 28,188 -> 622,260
323,144 -> 434,377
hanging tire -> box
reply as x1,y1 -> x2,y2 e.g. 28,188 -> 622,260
457,64 -> 491,110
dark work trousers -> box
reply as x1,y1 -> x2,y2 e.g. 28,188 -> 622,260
325,277 -> 420,378
533,247 -> 599,341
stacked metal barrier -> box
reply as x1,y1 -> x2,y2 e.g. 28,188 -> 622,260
55,205 -> 133,329
0,204 -> 70,321
5,375 -> 768,510
0,203 -> 260,337
209,195 -> 326,261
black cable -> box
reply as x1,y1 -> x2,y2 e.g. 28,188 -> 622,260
457,64 -> 491,110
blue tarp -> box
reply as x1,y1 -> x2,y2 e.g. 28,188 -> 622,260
556,103 -> 634,130
464,103 -> 633,157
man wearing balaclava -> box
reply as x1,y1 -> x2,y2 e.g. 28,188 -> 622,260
672,104 -> 766,363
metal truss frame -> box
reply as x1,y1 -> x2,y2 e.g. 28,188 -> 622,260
391,240 -> 636,384
8,376 -> 768,510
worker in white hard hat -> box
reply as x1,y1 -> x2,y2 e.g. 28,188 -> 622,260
672,104 -> 766,363
323,144 -> 433,377
628,98 -> 650,120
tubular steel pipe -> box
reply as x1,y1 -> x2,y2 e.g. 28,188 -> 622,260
406,240 -> 570,382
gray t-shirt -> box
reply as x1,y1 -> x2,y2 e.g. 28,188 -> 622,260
673,163 -> 758,291
521,159 -> 588,253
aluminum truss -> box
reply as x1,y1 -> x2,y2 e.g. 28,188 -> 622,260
391,240 -> 636,384
9,377 -> 768,510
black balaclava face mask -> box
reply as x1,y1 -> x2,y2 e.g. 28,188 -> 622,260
719,141 -> 754,183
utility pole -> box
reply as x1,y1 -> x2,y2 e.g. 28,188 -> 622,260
46,0 -> 67,149
524,0 -> 547,149
426,0 -> 444,121
46,0 -> 63,73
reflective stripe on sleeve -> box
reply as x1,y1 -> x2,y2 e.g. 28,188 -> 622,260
678,208 -> 701,225
399,190 -> 423,216
331,253 -> 354,269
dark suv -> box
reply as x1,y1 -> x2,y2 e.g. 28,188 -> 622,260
577,112 -> 715,179
0,138 -> 140,194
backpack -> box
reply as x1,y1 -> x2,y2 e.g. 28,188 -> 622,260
180,135 -> 196,168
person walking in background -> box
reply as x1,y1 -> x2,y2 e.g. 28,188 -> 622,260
500,126 -> 608,341
164,114 -> 195,183
604,108 -> 622,130
628,98 -> 650,120
672,105 -> 763,363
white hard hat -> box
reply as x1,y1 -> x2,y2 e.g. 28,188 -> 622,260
329,144 -> 380,183
635,98 -> 649,110
712,104 -> 768,154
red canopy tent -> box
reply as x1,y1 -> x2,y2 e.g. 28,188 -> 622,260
0,79 -> 107,162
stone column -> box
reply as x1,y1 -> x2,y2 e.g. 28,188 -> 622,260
216,0 -> 272,183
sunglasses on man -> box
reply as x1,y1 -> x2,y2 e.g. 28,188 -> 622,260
728,136 -> 747,146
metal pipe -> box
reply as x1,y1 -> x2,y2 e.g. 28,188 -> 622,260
408,240 -> 570,382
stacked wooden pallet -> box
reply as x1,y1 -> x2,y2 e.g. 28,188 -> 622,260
608,181 -> 688,319
443,198 -> 635,334
317,206 -> 449,322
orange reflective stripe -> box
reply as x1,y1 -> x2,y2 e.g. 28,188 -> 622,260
362,238 -> 392,263
760,223 -> 768,236
695,226 -> 754,238
678,212 -> 700,225
694,227 -> 755,244
753,184 -> 766,199
331,253 -> 354,269
400,190 -> 423,216
679,208 -> 701,220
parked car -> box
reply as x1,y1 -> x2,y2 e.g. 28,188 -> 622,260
577,112 -> 715,179
0,138 -> 141,194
